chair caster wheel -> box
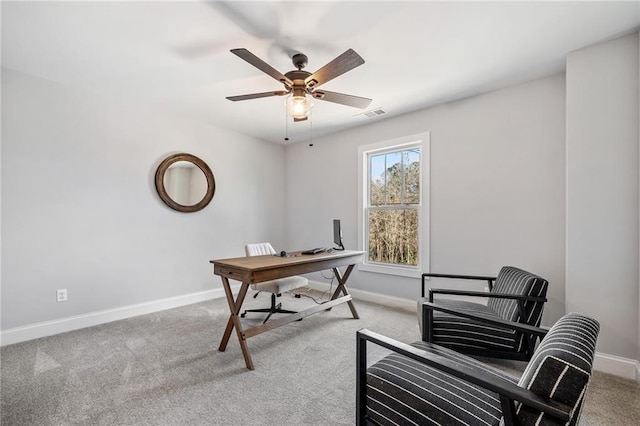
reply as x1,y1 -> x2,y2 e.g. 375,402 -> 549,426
240,313 -> 246,318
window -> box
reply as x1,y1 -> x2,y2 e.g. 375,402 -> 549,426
358,133 -> 429,277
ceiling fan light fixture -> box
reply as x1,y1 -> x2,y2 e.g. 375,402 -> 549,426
286,95 -> 311,120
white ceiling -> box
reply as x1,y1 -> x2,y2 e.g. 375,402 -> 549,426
2,1 -> 639,145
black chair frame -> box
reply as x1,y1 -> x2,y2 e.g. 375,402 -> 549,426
421,272 -> 498,297
356,324 -> 570,426
421,273 -> 547,361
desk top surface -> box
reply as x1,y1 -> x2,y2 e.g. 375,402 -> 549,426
210,250 -> 364,272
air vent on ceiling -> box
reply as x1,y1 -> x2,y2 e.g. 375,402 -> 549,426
355,107 -> 386,120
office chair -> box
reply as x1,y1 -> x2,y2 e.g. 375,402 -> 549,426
240,242 -> 308,324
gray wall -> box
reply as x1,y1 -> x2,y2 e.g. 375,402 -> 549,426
285,74 -> 567,325
285,33 -> 640,364
566,33 -> 640,360
1,69 -> 287,330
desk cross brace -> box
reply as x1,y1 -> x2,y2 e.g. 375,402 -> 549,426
218,264 -> 359,370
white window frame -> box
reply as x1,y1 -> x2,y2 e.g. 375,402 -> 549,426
357,132 -> 430,278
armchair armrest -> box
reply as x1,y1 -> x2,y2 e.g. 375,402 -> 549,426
428,288 -> 547,303
421,272 -> 496,297
356,328 -> 571,426
421,301 -> 549,339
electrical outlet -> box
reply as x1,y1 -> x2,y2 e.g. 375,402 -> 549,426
57,289 -> 67,302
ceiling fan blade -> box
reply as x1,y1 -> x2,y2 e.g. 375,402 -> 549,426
304,49 -> 365,88
230,48 -> 293,86
226,90 -> 289,102
310,90 -> 372,109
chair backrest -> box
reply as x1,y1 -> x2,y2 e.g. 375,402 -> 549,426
245,242 -> 276,257
515,312 -> 599,426
488,266 -> 548,325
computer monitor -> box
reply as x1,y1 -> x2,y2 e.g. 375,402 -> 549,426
333,219 -> 344,250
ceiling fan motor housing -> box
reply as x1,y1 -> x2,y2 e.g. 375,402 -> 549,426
283,69 -> 313,93
292,53 -> 308,70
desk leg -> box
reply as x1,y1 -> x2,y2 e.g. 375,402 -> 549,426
331,265 -> 360,319
218,277 -> 254,370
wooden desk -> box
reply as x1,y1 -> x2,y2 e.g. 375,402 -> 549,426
210,250 -> 364,370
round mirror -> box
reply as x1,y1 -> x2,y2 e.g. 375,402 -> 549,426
155,153 -> 215,213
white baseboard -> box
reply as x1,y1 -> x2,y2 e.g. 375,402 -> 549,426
594,352 -> 640,381
0,285 -> 239,347
306,280 -> 417,312
309,280 -> 640,381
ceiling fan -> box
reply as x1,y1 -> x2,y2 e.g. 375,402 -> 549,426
226,48 -> 372,121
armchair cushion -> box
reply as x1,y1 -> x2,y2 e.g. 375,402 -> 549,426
487,266 -> 548,325
367,341 -> 517,426
417,299 -> 519,352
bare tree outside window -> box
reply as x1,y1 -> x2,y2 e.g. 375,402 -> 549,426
367,147 -> 421,266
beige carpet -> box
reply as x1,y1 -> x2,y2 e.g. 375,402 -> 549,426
1,289 -> 638,425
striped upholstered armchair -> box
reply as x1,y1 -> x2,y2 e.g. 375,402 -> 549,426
357,312 -> 600,426
417,266 -> 548,361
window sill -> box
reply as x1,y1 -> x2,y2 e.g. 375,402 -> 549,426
359,262 -> 422,279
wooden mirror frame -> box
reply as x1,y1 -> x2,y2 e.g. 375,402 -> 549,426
155,153 -> 215,213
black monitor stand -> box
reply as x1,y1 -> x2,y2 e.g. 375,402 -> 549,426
333,219 -> 345,251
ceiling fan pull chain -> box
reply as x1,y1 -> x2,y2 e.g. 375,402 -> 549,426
309,110 -> 314,147
284,103 -> 289,141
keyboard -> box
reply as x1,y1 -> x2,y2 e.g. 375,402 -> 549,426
301,247 -> 327,255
